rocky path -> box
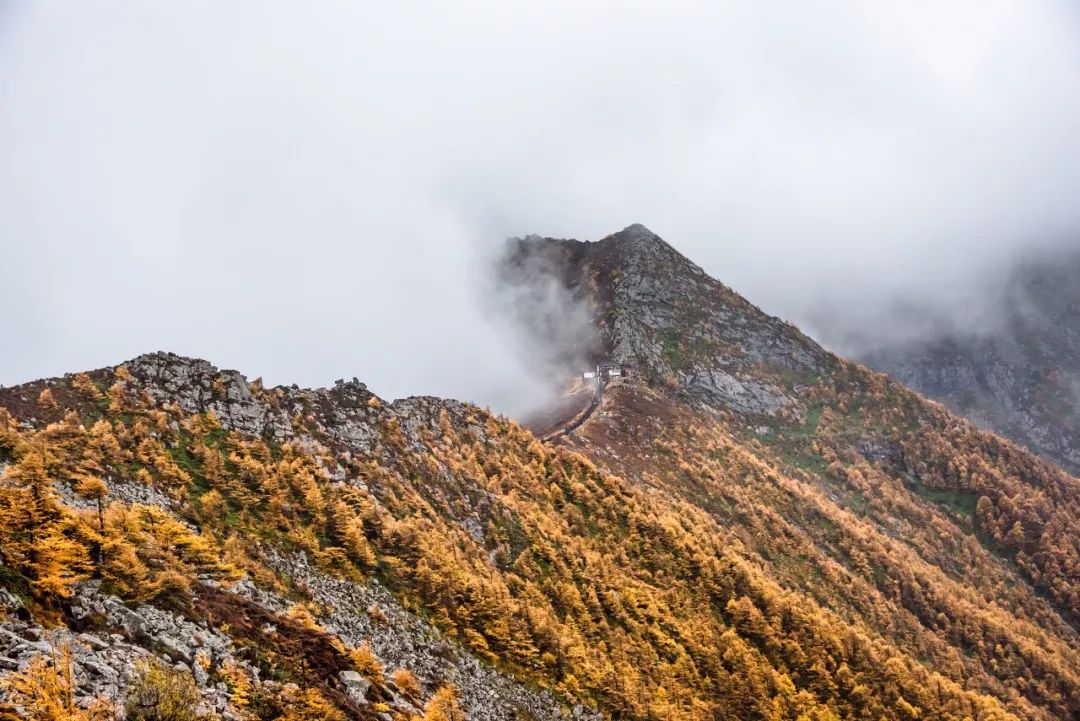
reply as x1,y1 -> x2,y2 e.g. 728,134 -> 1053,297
544,376 -> 605,439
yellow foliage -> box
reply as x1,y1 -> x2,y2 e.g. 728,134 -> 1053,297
1,643 -> 112,721
392,668 -> 422,698
276,686 -> 346,721
70,373 -> 101,400
422,685 -> 465,721
349,643 -> 384,683
198,489 -> 226,526
124,659 -> 204,721
37,389 -> 58,411
30,526 -> 92,600
285,602 -> 323,631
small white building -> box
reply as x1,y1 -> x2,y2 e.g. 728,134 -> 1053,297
582,363 -> 631,381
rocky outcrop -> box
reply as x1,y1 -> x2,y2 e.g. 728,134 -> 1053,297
240,551 -> 600,721
0,563 -> 595,721
0,583 -> 238,717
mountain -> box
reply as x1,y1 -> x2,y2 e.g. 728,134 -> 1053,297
860,250 -> 1080,474
502,224 -> 833,417
0,225 -> 1077,721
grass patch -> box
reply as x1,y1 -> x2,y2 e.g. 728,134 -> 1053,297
0,565 -> 33,606
203,425 -> 230,450
903,475 -> 977,519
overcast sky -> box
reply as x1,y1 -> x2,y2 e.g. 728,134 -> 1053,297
3,2 -> 1080,413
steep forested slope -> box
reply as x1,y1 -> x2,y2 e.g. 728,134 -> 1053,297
504,225 -> 1080,719
0,226 -> 1076,720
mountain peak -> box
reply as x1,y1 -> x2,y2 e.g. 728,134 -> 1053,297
500,225 -> 834,416
579,224 -> 703,275
619,221 -> 652,235
606,222 -> 664,247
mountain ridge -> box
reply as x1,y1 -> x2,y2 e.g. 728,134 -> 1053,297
0,228 -> 1077,720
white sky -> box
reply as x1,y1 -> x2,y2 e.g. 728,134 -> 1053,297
3,1 -> 1080,413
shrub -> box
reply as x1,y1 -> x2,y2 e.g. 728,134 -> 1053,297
349,643 -> 384,683
423,685 -> 464,721
391,668 -> 421,698
123,660 -> 203,721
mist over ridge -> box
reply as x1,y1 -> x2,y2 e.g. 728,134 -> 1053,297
3,2 -> 1080,416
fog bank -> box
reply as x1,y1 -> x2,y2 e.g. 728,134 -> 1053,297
2,2 -> 1079,414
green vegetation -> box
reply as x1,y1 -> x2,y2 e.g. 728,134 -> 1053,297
902,474 -> 978,519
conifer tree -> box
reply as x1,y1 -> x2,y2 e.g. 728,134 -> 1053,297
422,685 -> 465,721
2,643 -> 112,721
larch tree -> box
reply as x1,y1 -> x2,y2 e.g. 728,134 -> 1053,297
422,685 -> 465,721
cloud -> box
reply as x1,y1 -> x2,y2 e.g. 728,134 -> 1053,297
2,1 -> 1079,413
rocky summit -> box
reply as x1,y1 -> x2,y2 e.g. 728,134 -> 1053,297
0,226 -> 1078,721
502,224 -> 833,416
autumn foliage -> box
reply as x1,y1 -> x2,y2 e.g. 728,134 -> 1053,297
0,359 -> 1075,721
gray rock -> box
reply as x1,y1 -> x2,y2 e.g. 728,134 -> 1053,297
0,589 -> 23,612
239,550 -> 602,721
77,633 -> 110,651
338,669 -> 371,703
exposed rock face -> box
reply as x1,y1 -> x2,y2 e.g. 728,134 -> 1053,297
241,551 -> 598,721
0,582 -> 236,717
501,224 -> 835,416
863,251 -> 1080,473
0,569 -> 591,721
128,353 -> 291,438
